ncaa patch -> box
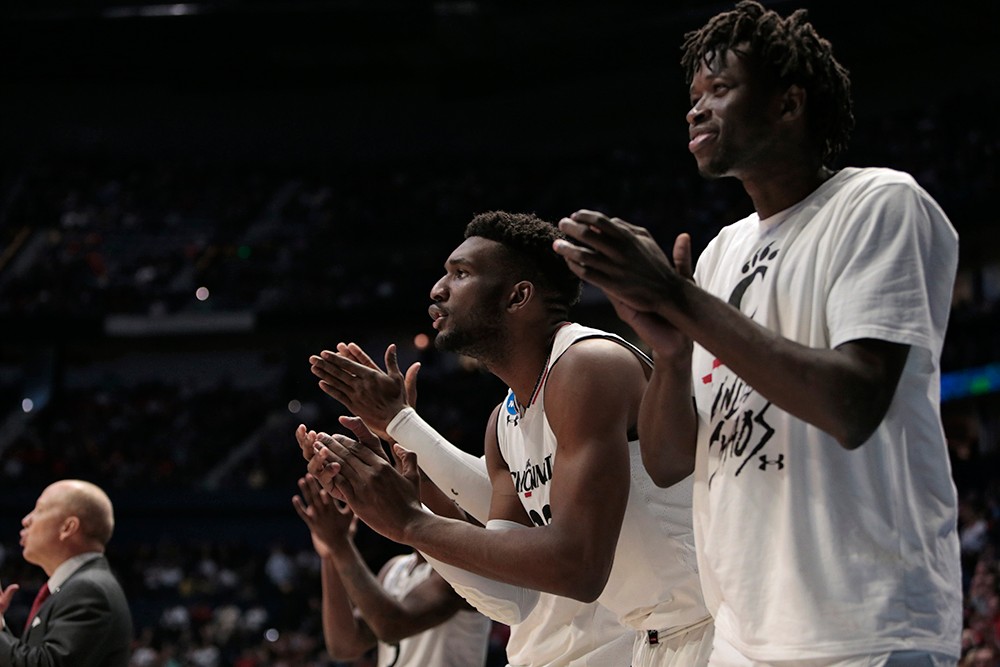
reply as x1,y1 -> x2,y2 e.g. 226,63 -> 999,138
505,391 -> 518,416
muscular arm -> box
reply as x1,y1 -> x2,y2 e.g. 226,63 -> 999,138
316,553 -> 377,660
639,352 -> 698,487
315,340 -> 642,602
293,474 -> 465,655
661,287 -> 908,450
556,211 -> 908,452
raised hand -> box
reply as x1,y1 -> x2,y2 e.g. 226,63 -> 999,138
555,213 -> 695,358
292,474 -> 357,558
309,343 -> 417,438
553,210 -> 688,315
336,342 -> 422,408
307,433 -> 424,544
0,580 -> 19,615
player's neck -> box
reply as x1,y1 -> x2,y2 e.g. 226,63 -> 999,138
743,162 -> 833,220
494,321 -> 566,409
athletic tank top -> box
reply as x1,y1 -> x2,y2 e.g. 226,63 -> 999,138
496,323 -> 710,632
377,553 -> 491,667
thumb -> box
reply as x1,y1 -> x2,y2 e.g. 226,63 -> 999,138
392,443 -> 420,486
385,344 -> 403,381
673,233 -> 693,281
609,297 -> 638,322
0,583 -> 20,610
403,362 -> 421,407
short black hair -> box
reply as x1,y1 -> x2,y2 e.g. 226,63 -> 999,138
465,211 -> 582,314
681,0 -> 854,164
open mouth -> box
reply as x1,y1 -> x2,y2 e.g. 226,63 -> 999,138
428,305 -> 447,330
688,131 -> 717,154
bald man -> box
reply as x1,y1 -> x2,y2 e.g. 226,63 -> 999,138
0,480 -> 133,667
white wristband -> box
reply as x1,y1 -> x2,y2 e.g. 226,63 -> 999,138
422,520 -> 539,625
387,407 -> 492,523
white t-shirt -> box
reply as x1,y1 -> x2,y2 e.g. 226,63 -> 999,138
377,553 -> 491,667
497,323 -> 710,636
690,167 -> 962,661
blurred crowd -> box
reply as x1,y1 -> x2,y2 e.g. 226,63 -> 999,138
0,93 -> 998,665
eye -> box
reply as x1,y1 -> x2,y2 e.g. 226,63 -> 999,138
453,269 -> 469,279
713,83 -> 730,94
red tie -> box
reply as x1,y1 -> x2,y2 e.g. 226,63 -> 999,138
23,584 -> 50,634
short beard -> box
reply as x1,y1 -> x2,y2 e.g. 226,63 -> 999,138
434,321 -> 508,366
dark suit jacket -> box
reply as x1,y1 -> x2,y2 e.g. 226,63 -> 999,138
0,556 -> 133,667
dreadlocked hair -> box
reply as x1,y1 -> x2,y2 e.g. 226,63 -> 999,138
681,0 -> 854,164
465,211 -> 582,314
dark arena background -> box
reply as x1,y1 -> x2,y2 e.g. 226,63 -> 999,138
1,1 -> 998,665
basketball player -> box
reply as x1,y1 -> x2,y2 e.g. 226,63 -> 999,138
552,2 -> 962,665
306,211 -> 713,666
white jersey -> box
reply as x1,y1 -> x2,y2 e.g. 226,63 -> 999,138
504,594 -> 635,667
496,323 -> 710,635
377,553 -> 491,667
691,167 -> 962,661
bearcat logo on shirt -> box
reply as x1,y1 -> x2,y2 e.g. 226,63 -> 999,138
706,241 -> 781,486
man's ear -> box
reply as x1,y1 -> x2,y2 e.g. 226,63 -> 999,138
507,281 -> 534,312
780,84 -> 806,120
59,516 -> 80,542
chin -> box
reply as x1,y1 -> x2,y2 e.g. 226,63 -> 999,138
697,158 -> 732,179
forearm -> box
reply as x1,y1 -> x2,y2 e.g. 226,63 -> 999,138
661,279 -> 901,449
640,357 -> 697,487
387,407 -> 492,523
318,557 -> 375,660
327,543 -> 414,646
402,508 -> 610,602
421,520 -> 539,625
419,471 -> 478,524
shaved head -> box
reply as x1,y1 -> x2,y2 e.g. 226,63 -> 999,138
50,479 -> 115,548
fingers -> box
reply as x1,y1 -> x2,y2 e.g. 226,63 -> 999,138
299,473 -> 328,507
568,209 -> 631,237
553,213 -> 629,275
339,342 -> 379,371
556,210 -> 640,258
291,494 -> 312,524
296,424 -> 318,461
552,237 -> 603,273
338,416 -> 386,459
307,443 -> 343,487
316,432 -> 379,472
311,350 -> 375,384
673,233 -> 693,280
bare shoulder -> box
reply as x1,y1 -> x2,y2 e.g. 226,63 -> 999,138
545,337 -> 647,430
548,336 -> 648,392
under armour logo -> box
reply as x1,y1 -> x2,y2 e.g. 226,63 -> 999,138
506,414 -> 520,427
758,454 -> 784,470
